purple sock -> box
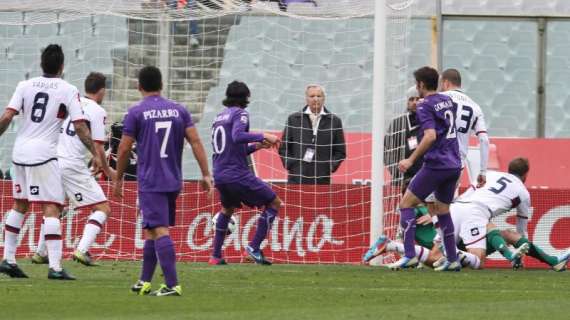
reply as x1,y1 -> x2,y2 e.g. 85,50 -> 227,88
212,212 -> 230,259
155,236 -> 178,288
140,239 -> 157,282
249,207 -> 278,252
438,213 -> 458,262
400,208 -> 417,259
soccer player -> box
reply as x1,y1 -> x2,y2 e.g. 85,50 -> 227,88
209,80 -> 281,266
440,68 -> 489,188
366,160 -> 570,271
112,66 -> 212,296
0,44 -> 101,280
31,72 -> 115,266
390,66 -> 462,271
497,228 -> 570,271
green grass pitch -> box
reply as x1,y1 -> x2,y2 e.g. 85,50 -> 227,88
1,261 -> 570,320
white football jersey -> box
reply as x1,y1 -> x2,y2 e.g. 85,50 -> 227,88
58,97 -> 107,162
459,171 -> 530,220
8,76 -> 86,165
441,90 -> 487,160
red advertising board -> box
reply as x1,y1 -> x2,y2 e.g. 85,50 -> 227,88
0,181 -> 568,268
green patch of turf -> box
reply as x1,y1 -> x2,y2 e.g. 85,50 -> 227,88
1,261 -> 569,319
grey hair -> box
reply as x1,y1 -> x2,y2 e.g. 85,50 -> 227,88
305,84 -> 326,97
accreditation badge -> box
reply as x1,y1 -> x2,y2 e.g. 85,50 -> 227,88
303,148 -> 315,163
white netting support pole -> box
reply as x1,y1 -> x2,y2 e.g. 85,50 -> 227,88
369,0 -> 387,265
159,12 -> 170,95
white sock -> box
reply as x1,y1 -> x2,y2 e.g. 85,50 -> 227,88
36,219 -> 47,257
459,250 -> 481,269
386,241 -> 429,262
3,209 -> 25,264
77,211 -> 107,253
44,217 -> 63,272
386,241 -> 405,254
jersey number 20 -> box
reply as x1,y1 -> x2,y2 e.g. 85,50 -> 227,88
444,110 -> 457,139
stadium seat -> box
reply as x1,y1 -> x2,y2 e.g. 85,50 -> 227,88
469,55 -> 500,72
444,41 -> 475,63
473,31 -> 505,46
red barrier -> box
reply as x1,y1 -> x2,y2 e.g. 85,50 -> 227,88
0,181 -> 568,268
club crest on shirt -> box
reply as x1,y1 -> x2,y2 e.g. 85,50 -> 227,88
30,185 -> 40,195
75,193 -> 83,202
240,115 -> 248,124
470,227 -> 480,236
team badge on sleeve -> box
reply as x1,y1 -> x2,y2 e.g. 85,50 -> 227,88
240,114 -> 248,124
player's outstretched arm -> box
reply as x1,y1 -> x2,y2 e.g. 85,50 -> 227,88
399,128 -> 435,172
185,127 -> 213,196
0,109 -> 17,137
74,121 -> 102,172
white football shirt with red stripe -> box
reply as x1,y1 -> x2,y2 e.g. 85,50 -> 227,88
57,96 -> 107,162
441,89 -> 488,161
8,76 -> 86,165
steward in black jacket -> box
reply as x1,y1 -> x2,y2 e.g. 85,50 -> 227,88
278,105 -> 346,184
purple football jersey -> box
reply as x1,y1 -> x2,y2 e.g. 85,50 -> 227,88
212,106 -> 264,184
123,95 -> 194,192
415,93 -> 461,170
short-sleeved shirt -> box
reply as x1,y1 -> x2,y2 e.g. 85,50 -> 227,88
122,95 -> 193,192
460,171 -> 531,220
58,97 -> 107,162
8,76 -> 86,165
441,90 -> 488,160
211,106 -> 264,184
415,93 -> 461,170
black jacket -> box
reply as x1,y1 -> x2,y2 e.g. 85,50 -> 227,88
384,111 -> 423,184
278,106 -> 346,184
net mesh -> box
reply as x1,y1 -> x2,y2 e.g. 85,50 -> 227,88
0,0 -> 414,264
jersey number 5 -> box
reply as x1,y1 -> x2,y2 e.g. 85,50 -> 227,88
155,121 -> 172,158
489,177 -> 512,194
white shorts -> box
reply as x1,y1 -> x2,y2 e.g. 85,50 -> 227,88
59,159 -> 107,209
450,202 -> 488,250
12,160 -> 65,205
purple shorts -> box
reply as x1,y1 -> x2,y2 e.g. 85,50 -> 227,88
215,175 -> 276,209
139,191 -> 179,229
408,167 -> 461,204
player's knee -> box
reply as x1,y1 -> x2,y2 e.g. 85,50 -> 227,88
270,197 -> 282,210
500,229 -> 520,244
152,227 -> 169,239
221,207 -> 234,216
13,199 -> 29,214
43,204 -> 62,218
93,202 -> 111,216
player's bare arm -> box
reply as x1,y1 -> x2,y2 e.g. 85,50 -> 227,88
399,128 -> 435,172
0,108 -> 17,137
95,141 -> 115,180
74,120 -> 102,172
477,132 -> 490,187
185,126 -> 213,197
263,132 -> 281,149
113,134 -> 135,198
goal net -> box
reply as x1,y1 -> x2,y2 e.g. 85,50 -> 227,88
0,0 -> 414,264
